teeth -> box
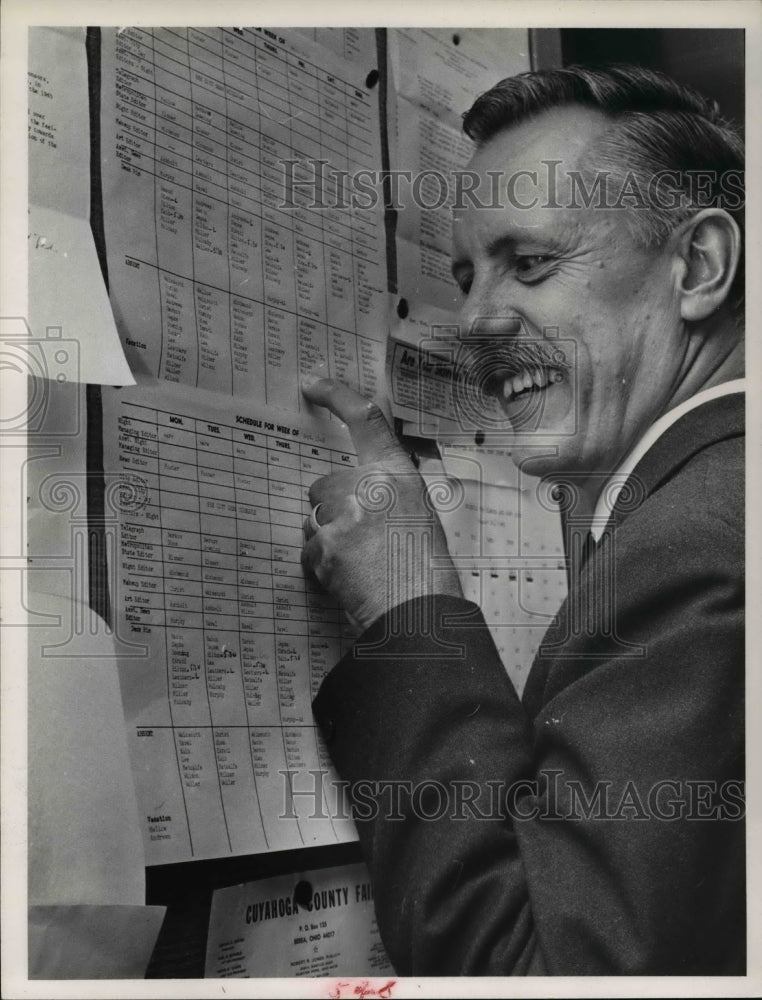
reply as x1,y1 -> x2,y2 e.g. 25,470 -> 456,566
502,367 -> 560,401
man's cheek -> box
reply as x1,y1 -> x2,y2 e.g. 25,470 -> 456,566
561,349 -> 598,430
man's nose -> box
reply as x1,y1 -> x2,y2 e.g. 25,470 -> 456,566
454,274 -> 524,341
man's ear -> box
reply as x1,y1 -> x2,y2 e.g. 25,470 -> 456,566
672,209 -> 741,322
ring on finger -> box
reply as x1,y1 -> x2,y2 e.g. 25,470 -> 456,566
309,502 -> 326,533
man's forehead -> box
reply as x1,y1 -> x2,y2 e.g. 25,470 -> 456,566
464,104 -> 612,189
451,105 -> 615,247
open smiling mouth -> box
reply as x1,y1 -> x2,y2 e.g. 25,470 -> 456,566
497,366 -> 565,403
450,338 -> 571,428
483,365 -> 566,408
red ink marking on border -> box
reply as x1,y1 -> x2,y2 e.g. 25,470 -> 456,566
325,980 -> 397,999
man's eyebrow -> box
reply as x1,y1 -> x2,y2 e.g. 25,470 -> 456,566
451,234 -> 538,279
451,233 -> 525,271
485,234 -> 517,260
485,232 -> 566,257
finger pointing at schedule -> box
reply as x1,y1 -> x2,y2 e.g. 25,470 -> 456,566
301,376 -> 411,470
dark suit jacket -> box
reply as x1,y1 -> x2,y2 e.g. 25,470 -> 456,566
313,393 -> 745,975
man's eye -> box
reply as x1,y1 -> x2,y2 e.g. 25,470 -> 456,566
515,255 -> 554,280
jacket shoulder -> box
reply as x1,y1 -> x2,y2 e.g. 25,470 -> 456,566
621,430 -> 744,545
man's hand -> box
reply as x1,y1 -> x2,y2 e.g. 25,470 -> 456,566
301,378 -> 463,632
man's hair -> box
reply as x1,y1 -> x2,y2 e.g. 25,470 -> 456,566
463,64 -> 745,314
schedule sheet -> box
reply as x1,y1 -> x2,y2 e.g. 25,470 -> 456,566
102,383 -> 359,863
99,26 -> 388,409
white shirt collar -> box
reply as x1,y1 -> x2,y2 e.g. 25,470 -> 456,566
590,379 -> 746,541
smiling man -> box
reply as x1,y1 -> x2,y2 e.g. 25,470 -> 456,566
300,66 -> 745,976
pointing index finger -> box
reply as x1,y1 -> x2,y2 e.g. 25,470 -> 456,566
301,377 -> 408,466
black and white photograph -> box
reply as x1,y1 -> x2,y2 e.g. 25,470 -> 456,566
2,0 -> 760,995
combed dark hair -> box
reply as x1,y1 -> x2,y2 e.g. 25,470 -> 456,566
463,64 -> 745,313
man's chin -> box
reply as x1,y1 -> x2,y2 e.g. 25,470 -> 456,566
509,447 -> 571,480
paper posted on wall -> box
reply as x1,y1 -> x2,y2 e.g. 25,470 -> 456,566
27,27 -> 134,385
99,25 -> 388,407
204,862 -> 394,978
101,380 -> 360,865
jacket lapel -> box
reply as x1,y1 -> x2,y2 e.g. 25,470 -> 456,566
523,391 -> 744,712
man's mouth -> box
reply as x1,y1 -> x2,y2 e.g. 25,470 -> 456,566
487,365 -> 566,405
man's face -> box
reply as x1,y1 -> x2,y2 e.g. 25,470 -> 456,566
451,105 -> 686,479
